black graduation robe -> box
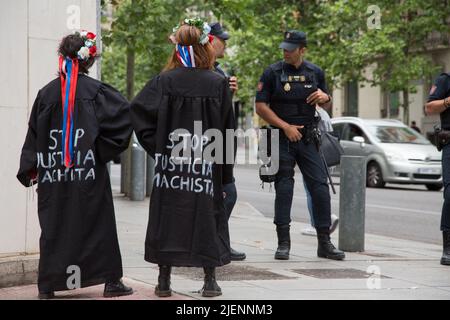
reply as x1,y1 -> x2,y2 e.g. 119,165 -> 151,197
17,74 -> 132,292
131,67 -> 235,267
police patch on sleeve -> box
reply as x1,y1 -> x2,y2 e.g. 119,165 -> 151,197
257,82 -> 264,92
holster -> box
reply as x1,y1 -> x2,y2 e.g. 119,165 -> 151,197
300,116 -> 322,148
435,127 -> 450,151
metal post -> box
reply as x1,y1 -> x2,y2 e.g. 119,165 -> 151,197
121,144 -> 132,195
338,156 -> 366,252
129,139 -> 146,201
146,154 -> 155,197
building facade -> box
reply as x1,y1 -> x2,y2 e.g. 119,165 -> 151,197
0,0 -> 100,256
331,48 -> 450,139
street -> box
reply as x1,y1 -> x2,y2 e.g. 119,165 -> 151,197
233,164 -> 443,245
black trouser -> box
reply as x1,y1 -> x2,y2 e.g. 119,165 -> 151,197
441,144 -> 450,231
274,135 -> 331,229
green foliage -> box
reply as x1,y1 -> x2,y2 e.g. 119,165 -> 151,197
102,0 -> 450,119
101,0 -> 195,96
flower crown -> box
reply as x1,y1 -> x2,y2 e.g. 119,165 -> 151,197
172,18 -> 212,45
72,30 -> 97,61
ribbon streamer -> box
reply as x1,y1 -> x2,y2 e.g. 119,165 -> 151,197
59,56 -> 79,168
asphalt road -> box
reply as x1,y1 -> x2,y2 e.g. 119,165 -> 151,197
232,164 -> 443,245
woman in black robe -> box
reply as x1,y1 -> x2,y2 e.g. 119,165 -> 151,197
131,19 -> 235,297
17,32 -> 133,299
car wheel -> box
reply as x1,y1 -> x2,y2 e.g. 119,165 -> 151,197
425,184 -> 443,191
367,162 -> 385,188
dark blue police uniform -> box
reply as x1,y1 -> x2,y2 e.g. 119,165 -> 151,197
428,73 -> 450,232
256,59 -> 332,228
256,30 -> 344,261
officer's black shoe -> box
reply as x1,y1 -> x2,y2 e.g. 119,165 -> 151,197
103,279 -> 133,298
155,265 -> 172,297
317,228 -> 345,261
441,231 -> 450,266
230,247 -> 246,261
38,291 -> 55,300
275,224 -> 290,260
200,267 -> 222,297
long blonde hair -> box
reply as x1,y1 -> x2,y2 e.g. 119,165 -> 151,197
163,24 -> 215,71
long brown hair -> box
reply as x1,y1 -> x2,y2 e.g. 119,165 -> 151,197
163,23 -> 215,71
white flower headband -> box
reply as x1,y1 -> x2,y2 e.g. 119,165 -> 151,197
172,18 -> 212,45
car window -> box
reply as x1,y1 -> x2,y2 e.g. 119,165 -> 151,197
367,126 -> 430,144
332,123 -> 345,140
345,124 -> 370,143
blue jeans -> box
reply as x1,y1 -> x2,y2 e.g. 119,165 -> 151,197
274,136 -> 331,229
223,181 -> 237,220
441,144 -> 450,231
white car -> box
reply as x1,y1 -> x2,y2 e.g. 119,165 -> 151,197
331,117 -> 443,191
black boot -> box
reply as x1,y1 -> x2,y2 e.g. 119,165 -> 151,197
441,231 -> 450,266
230,247 -> 246,261
103,279 -> 133,298
317,228 -> 345,260
38,291 -> 55,300
200,267 -> 222,297
155,265 -> 172,297
275,224 -> 290,260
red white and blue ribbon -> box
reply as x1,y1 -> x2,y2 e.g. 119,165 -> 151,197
176,44 -> 196,68
59,56 -> 79,168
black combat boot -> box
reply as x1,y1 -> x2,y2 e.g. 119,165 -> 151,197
275,224 -> 290,260
200,267 -> 222,297
155,265 -> 172,297
103,279 -> 133,298
441,231 -> 450,266
317,228 -> 345,260
38,291 -> 55,300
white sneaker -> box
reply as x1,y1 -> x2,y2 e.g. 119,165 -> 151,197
301,226 -> 317,236
330,214 -> 339,234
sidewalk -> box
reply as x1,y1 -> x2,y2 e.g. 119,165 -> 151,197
1,192 -> 450,300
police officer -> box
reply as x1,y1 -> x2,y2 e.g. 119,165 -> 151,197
209,22 -> 246,261
255,30 -> 345,261
425,72 -> 450,266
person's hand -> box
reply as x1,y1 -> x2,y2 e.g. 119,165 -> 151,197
307,88 -> 329,105
223,192 -> 227,198
229,76 -> 238,92
283,124 -> 304,142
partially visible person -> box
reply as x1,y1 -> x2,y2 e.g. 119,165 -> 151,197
209,22 -> 246,261
301,106 -> 339,237
410,120 -> 422,134
17,31 -> 133,299
425,71 -> 450,266
131,18 -> 235,297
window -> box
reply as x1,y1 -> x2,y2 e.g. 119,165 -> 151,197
346,124 -> 368,142
332,123 -> 345,140
381,91 -> 400,118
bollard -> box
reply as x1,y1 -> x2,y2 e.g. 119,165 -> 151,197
129,140 -> 146,201
338,156 -> 366,252
146,154 -> 155,197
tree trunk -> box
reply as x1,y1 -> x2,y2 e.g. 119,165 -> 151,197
403,89 -> 409,125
